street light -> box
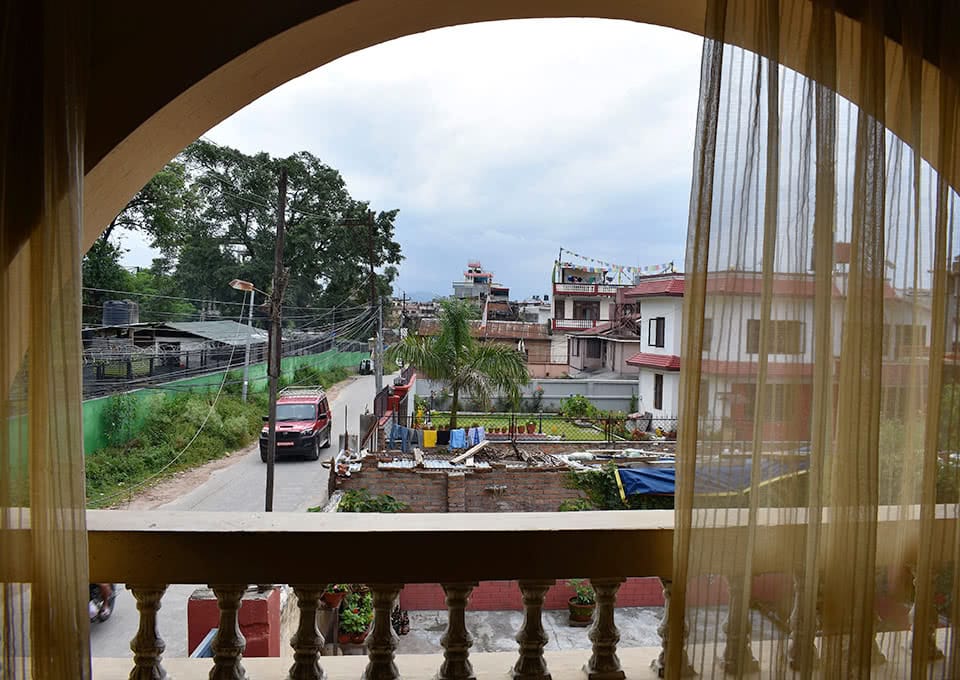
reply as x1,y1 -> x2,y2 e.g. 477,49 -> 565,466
229,279 -> 256,402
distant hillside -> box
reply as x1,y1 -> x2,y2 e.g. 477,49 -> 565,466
405,290 -> 445,302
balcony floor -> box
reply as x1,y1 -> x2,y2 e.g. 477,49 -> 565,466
93,648 -> 665,679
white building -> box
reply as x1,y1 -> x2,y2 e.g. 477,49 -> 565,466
621,268 -> 934,440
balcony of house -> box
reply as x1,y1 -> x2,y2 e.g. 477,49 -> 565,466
552,318 -> 601,331
553,282 -> 620,297
81,506 -> 958,679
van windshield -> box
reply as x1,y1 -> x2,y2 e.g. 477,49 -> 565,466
276,404 -> 316,421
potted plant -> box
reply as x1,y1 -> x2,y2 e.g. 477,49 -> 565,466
567,579 -> 596,625
322,583 -> 350,609
339,591 -> 374,644
525,421 -> 536,434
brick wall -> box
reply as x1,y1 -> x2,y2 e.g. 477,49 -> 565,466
338,462 -> 586,513
400,578 -> 666,611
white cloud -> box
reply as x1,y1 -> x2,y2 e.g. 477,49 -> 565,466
124,18 -> 704,298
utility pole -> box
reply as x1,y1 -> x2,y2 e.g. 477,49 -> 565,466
264,167 -> 288,512
366,209 -> 384,393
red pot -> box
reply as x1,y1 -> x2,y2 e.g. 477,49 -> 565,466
322,592 -> 346,609
351,630 -> 370,644
568,597 -> 596,623
338,633 -> 352,644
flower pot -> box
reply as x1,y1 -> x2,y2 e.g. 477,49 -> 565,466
526,423 -> 536,434
322,591 -> 346,609
351,630 -> 370,644
568,597 -> 596,624
338,632 -> 353,645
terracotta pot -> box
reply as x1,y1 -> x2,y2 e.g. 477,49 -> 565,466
338,633 -> 352,644
322,591 -> 346,609
526,423 -> 536,434
351,630 -> 370,644
568,597 -> 596,623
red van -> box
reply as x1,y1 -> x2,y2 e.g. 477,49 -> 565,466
259,387 -> 332,462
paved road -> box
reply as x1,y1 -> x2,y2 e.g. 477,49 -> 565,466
90,373 -> 386,658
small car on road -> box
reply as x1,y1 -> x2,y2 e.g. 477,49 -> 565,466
259,387 -> 332,462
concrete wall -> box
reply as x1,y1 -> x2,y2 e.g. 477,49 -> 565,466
414,376 -> 639,412
637,369 -> 681,419
400,578 -> 666,611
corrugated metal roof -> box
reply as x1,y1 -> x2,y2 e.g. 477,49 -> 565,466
163,321 -> 268,347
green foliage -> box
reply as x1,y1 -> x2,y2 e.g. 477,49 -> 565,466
567,579 -> 596,605
387,299 -> 529,428
290,363 -> 349,389
339,591 -> 374,633
564,464 -> 625,510
102,393 -> 140,447
558,498 -> 592,512
629,393 -> 639,413
85,391 -> 265,507
337,488 -> 407,513
942,383 -> 960,452
559,395 -> 599,421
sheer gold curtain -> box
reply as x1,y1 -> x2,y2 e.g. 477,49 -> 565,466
671,0 -> 960,677
1,2 -> 91,679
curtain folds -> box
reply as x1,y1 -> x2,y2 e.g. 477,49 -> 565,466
671,0 -> 960,678
0,2 -> 91,678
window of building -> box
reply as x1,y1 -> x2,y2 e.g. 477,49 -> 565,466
894,324 -> 927,358
654,373 -> 664,410
745,319 -> 804,354
702,318 -> 713,352
649,317 -> 666,348
586,339 -> 601,359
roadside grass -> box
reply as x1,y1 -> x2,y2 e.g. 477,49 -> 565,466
85,364 -> 353,507
427,412 -> 609,441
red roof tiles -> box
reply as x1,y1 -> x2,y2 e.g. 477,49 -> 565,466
626,353 -> 681,370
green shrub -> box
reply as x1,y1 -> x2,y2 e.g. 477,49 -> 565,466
102,393 -> 139,447
86,391 -> 266,507
337,488 -> 407,513
560,394 -> 598,420
558,498 -> 592,511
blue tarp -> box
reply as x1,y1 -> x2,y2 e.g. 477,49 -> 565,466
616,457 -> 809,497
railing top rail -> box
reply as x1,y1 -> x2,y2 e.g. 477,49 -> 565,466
84,509 -> 672,584
75,506 -> 960,586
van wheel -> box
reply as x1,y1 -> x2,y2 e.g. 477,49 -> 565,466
321,427 -> 332,448
260,450 -> 267,463
308,439 -> 321,461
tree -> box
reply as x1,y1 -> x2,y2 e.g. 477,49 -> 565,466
82,238 -> 132,325
386,299 -> 529,428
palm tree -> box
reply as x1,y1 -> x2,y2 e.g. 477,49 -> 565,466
388,299 -> 529,428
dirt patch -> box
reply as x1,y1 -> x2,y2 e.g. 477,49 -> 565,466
109,376 -> 357,510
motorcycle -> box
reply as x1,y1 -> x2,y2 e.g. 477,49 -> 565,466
89,584 -> 118,622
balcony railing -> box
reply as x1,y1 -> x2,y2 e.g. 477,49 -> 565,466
552,318 -> 599,331
78,506 -> 958,679
553,283 -> 620,296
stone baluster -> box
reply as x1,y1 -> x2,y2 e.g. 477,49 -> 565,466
209,584 -> 248,680
787,570 -> 818,671
437,583 -> 478,680
288,585 -> 327,680
585,578 -> 624,680
128,584 -> 168,680
363,584 -> 403,680
511,580 -> 554,680
651,578 -> 694,678
721,574 -> 760,675
909,565 -> 945,662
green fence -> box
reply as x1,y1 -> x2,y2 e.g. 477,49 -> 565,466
82,349 -> 368,454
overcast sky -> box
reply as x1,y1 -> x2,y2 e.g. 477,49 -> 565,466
118,19 -> 703,300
